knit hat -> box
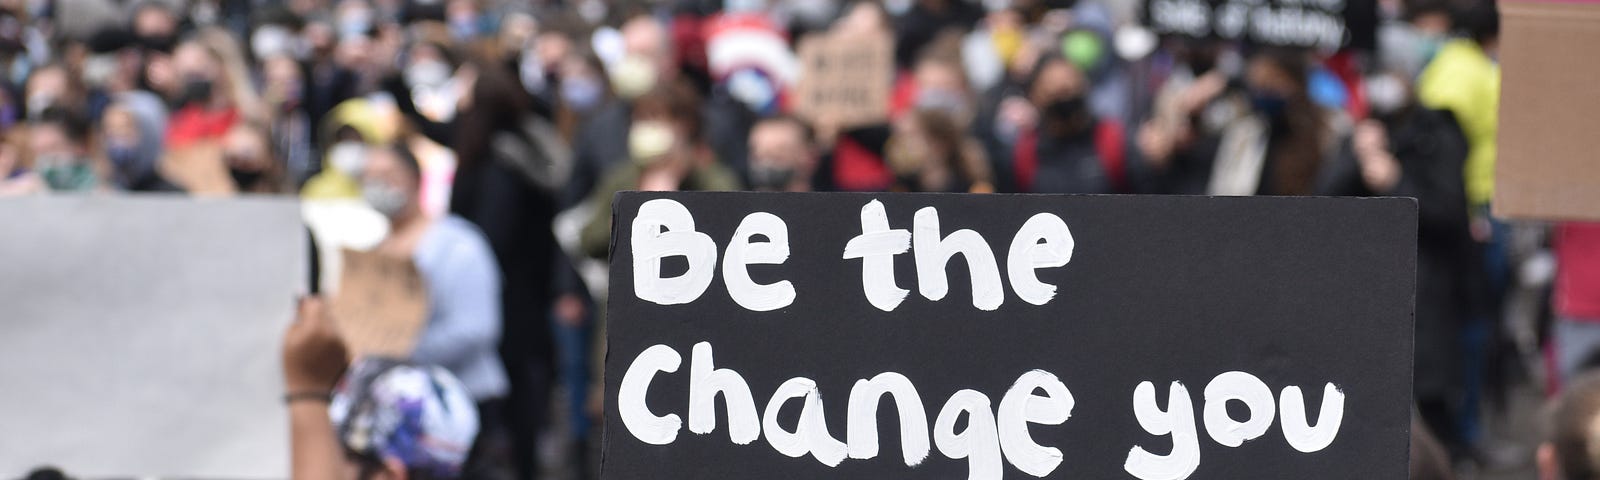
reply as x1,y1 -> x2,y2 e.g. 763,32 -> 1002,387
329,358 -> 479,477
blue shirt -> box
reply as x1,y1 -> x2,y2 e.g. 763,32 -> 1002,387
411,215 -> 508,401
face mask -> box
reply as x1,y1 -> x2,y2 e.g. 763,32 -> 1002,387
884,0 -> 912,16
179,77 -> 213,106
519,49 -> 546,95
327,142 -> 368,177
338,10 -> 373,38
190,1 -> 218,26
784,0 -> 837,28
610,55 -> 657,101
252,25 -> 293,60
106,143 -> 141,168
362,180 -> 410,218
629,121 -> 675,164
561,77 -> 604,112
405,60 -> 452,88
725,0 -> 766,13
82,55 -> 118,88
1043,96 -> 1093,137
0,15 -> 22,53
1417,35 -> 1444,66
915,88 -> 968,118
230,166 -> 264,190
578,0 -> 608,25
1045,96 -> 1088,119
748,163 -> 796,191
726,70 -> 777,115
137,34 -> 176,53
1364,75 -> 1409,117
1249,90 -> 1288,119
37,155 -> 96,191
449,14 -> 479,41
25,93 -> 53,118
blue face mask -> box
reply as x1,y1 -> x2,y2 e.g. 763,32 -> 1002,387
561,77 -> 603,112
449,15 -> 479,40
107,144 -> 141,167
1250,90 -> 1288,119
106,144 -> 148,187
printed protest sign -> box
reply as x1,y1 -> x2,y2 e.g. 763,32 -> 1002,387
0,196 -> 301,478
1144,0 -> 1377,51
793,31 -> 894,128
330,248 -> 429,357
1494,0 -> 1600,221
602,192 -> 1415,479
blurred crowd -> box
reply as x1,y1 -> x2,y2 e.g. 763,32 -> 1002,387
2,0 -> 1598,478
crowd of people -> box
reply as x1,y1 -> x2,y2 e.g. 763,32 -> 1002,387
2,0 -> 1598,478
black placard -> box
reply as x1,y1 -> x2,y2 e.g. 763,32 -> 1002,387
1144,0 -> 1377,51
603,192 -> 1414,479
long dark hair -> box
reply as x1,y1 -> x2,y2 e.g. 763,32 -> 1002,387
1256,49 -> 1327,196
452,54 -> 532,168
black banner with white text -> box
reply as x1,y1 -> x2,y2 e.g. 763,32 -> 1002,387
602,192 -> 1415,479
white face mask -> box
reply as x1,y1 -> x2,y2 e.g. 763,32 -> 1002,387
361,180 -> 410,218
327,142 -> 368,177
26,93 -> 53,118
1364,74 -> 1409,116
519,49 -> 546,95
609,55 -> 657,101
252,25 -> 294,60
405,60 -> 453,88
578,0 -> 608,25
81,55 -> 118,88
884,0 -> 912,16
628,120 -> 676,164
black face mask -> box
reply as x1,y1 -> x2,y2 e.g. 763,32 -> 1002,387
179,77 -> 213,107
137,34 -> 177,54
229,167 -> 264,190
1042,96 -> 1093,138
748,164 -> 797,191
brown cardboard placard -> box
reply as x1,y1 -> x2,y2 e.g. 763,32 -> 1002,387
1495,0 -> 1600,221
793,31 -> 894,129
160,141 -> 238,195
330,248 -> 428,358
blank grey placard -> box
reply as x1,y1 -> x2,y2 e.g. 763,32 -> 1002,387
0,195 -> 304,478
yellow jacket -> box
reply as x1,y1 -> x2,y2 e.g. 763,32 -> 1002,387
300,170 -> 362,200
1418,38 -> 1500,207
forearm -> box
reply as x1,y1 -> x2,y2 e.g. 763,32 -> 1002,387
289,401 -> 344,480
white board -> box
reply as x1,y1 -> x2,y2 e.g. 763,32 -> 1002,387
0,195 -> 304,478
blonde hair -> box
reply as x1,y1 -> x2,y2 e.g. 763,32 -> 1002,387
191,28 -> 265,123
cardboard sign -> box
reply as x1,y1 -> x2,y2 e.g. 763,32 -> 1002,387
1493,0 -> 1600,221
0,196 -> 301,478
1144,0 -> 1377,51
160,141 -> 238,195
793,32 -> 893,128
602,192 -> 1415,479
330,248 -> 429,357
